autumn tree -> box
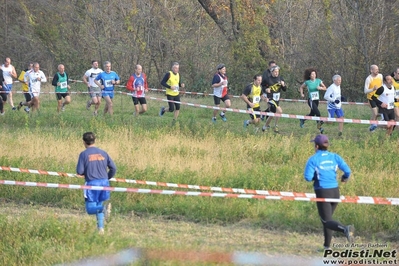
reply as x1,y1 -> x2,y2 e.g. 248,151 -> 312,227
270,0 -> 399,100
197,0 -> 276,92
1,0 -> 399,99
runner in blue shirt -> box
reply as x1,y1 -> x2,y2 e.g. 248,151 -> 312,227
76,132 -> 117,234
304,134 -> 354,250
94,61 -> 120,115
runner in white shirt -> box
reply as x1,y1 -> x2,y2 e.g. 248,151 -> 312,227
324,75 -> 344,136
1,57 -> 18,110
83,60 -> 103,116
372,74 -> 396,136
24,62 -> 47,113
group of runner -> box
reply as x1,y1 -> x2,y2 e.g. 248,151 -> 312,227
241,62 -> 399,136
1,59 -> 125,116
0,60 -> 47,115
363,64 -> 399,136
239,61 -> 343,135
1,58 -> 398,135
158,61 -> 399,137
0,59 -> 165,117
1,59 -> 67,114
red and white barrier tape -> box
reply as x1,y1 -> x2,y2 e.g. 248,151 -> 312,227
118,92 -> 397,126
1,179 -> 398,205
146,87 -> 369,106
0,166 -> 316,198
111,177 -> 316,198
1,164 -> 399,205
0,166 -> 76,177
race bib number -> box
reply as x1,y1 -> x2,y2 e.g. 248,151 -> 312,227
273,92 -> 280,101
388,102 -> 394,109
136,85 -> 143,91
253,96 -> 260,103
60,81 -> 67,89
173,85 -> 179,92
105,80 -> 113,87
310,91 -> 319,100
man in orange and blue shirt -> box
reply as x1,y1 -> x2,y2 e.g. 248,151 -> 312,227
126,64 -> 148,116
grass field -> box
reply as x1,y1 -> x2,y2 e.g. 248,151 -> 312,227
1,83 -> 398,265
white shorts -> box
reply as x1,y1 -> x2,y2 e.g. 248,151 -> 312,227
29,88 -> 40,98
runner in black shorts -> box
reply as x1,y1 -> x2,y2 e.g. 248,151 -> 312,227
126,64 -> 148,116
159,62 -> 185,120
262,66 -> 287,133
368,98 -> 377,108
241,75 -> 263,130
166,95 -> 181,112
16,63 -> 33,112
211,64 -> 231,122
56,92 -> 70,100
364,65 -> 383,132
24,91 -> 32,103
52,64 -> 71,112
132,97 -> 146,106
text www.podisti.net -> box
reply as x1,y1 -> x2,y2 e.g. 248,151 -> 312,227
323,249 -> 397,265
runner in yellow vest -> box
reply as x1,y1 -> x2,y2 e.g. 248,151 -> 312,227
391,68 -> 399,124
17,62 -> 33,112
241,74 -> 263,130
159,62 -> 185,120
363,64 -> 383,132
